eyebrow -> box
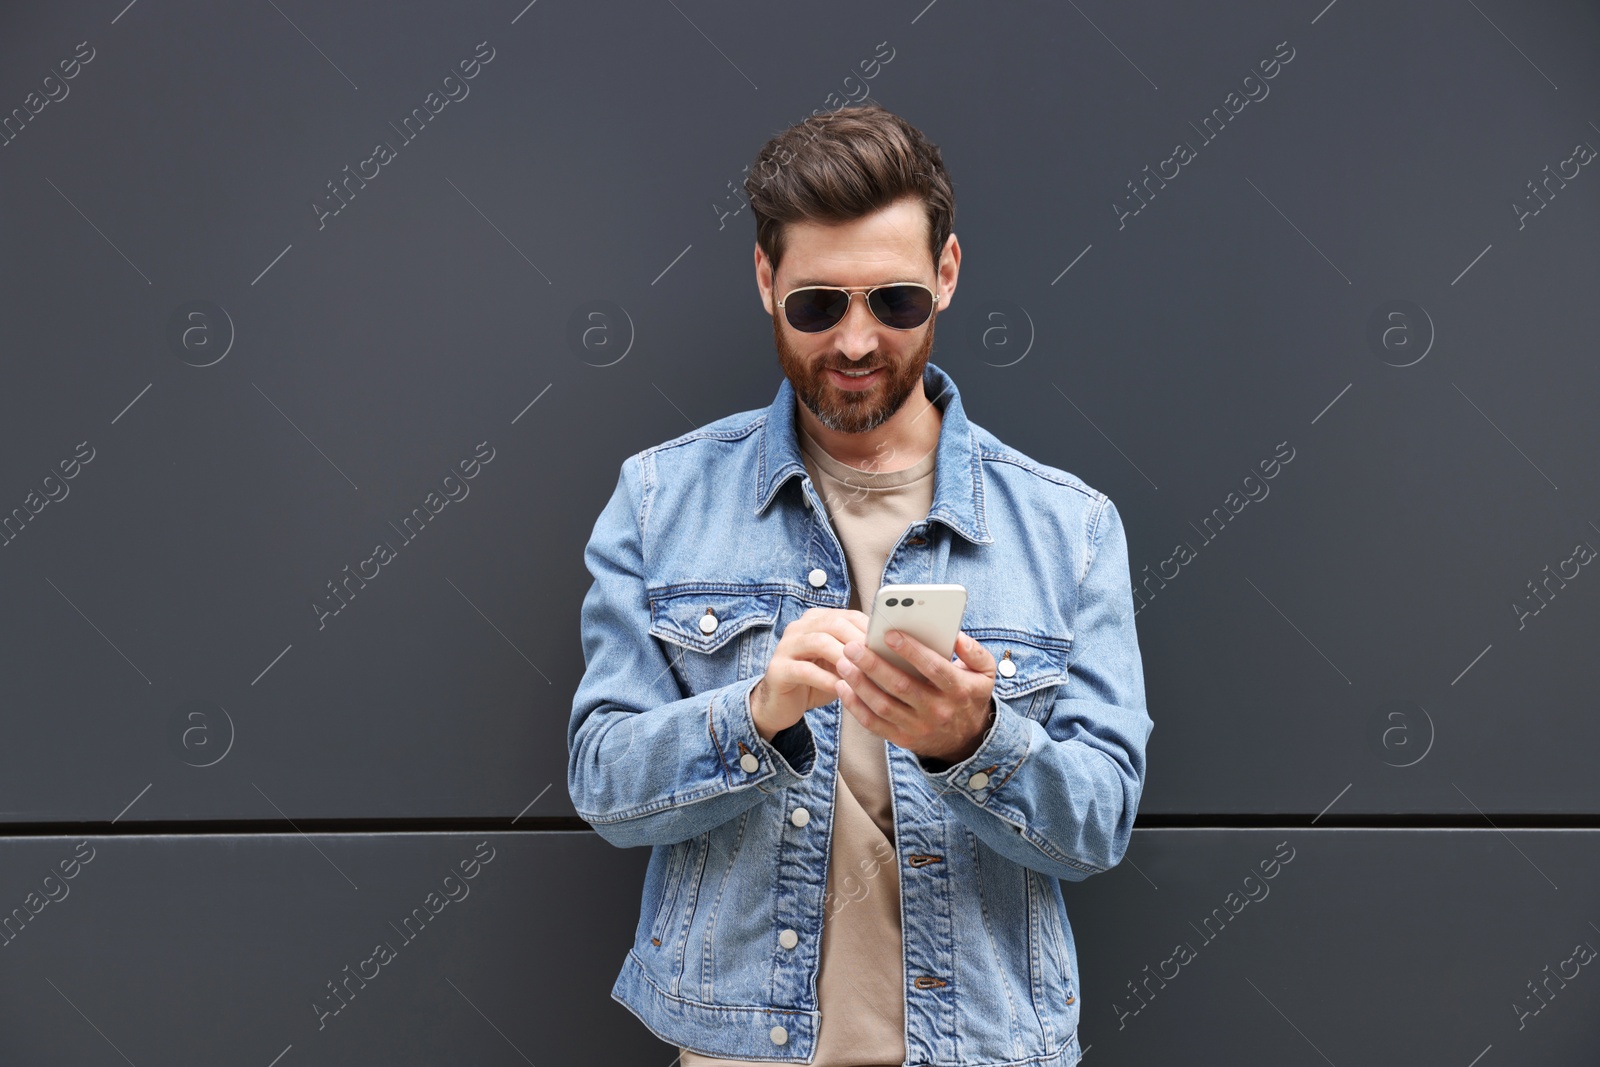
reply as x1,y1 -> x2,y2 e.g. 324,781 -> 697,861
786,278 -> 920,289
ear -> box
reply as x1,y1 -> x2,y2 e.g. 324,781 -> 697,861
935,233 -> 960,307
755,244 -> 775,315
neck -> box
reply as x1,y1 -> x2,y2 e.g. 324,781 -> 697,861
796,383 -> 942,472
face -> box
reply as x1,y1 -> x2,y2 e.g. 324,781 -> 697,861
763,198 -> 947,435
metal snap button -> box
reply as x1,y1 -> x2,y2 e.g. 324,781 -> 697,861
740,752 -> 760,773
778,928 -> 798,949
968,771 -> 990,790
699,609 -> 718,634
808,568 -> 827,587
790,807 -> 810,826
769,1025 -> 788,1045
998,651 -> 1016,678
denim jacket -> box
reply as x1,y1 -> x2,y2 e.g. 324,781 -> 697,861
568,361 -> 1152,1066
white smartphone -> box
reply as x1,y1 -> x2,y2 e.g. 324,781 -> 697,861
865,583 -> 968,683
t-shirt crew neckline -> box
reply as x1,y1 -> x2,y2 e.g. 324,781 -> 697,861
796,421 -> 937,490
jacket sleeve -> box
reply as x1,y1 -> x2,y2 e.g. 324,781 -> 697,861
567,453 -> 817,849
915,494 -> 1152,882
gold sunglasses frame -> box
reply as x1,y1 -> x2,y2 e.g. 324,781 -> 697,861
776,281 -> 939,333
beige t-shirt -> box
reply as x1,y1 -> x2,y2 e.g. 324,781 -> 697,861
680,417 -> 938,1067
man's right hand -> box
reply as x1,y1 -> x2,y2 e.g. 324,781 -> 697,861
750,607 -> 872,741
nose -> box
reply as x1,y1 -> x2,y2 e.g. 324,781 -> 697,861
834,293 -> 880,358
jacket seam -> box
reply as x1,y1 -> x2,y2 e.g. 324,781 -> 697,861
1017,816 -> 1105,875
707,696 -> 736,790
698,806 -> 748,997
649,838 -> 690,944
975,445 -> 1102,500
991,798 -> 1104,877
638,412 -> 766,460
669,835 -> 711,987
576,782 -> 730,826
1078,493 -> 1110,591
970,826 -> 1026,1056
623,947 -> 815,1016
975,767 -> 1105,877
620,955 -> 1081,1067
1026,864 -> 1055,1049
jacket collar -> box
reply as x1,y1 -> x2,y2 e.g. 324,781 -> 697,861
755,360 -> 992,546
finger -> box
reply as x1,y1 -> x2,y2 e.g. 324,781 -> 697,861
793,611 -> 850,636
790,631 -> 851,675
774,659 -> 848,695
840,614 -> 872,641
796,607 -> 861,642
835,674 -> 904,741
825,611 -> 869,644
953,631 -> 997,672
813,615 -> 869,650
838,638 -> 923,710
882,629 -> 956,691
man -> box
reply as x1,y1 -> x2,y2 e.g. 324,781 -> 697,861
568,103 -> 1152,1067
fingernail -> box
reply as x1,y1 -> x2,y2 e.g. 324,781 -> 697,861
886,630 -> 903,647
845,642 -> 863,661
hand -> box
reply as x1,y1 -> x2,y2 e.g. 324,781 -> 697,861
834,629 -> 997,765
750,607 -> 872,741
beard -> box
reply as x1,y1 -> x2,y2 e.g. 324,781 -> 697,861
772,304 -> 937,435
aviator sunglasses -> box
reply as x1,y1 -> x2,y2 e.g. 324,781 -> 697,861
777,281 -> 938,334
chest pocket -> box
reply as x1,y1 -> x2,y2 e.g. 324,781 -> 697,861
965,627 -> 1070,721
647,588 -> 781,697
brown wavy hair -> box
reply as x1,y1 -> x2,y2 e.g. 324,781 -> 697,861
744,102 -> 955,279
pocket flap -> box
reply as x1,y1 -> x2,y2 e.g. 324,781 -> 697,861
965,627 -> 1070,701
647,589 -> 781,654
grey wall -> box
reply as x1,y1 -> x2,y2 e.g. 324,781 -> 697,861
1,0 -> 1596,1062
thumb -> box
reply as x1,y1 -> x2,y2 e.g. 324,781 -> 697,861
954,632 -> 995,672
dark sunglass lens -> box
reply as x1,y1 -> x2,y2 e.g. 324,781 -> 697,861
786,289 -> 849,333
869,286 -> 933,329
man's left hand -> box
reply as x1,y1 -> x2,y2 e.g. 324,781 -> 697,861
834,629 -> 997,765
